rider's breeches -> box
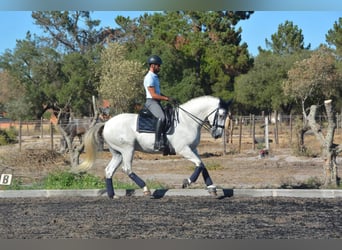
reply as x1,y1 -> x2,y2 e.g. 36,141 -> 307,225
145,99 -> 165,122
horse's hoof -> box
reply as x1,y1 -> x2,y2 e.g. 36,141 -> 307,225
207,185 -> 217,196
108,195 -> 119,200
182,178 -> 191,188
143,190 -> 152,196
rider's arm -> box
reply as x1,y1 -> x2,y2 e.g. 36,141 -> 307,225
147,86 -> 169,101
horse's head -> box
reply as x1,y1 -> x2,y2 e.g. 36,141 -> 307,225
208,99 -> 232,139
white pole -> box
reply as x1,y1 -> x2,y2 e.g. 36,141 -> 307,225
265,116 -> 269,150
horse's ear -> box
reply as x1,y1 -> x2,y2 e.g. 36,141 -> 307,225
219,98 -> 233,110
226,99 -> 233,108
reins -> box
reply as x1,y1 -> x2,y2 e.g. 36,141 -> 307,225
174,104 -> 217,132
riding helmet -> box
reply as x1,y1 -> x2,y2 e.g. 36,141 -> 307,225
147,55 -> 162,65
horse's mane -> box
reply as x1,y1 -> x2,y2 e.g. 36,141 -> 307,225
181,95 -> 218,109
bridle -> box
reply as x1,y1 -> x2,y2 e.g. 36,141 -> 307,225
175,100 -> 228,133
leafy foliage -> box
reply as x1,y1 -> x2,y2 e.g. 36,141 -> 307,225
264,20 -> 311,54
235,48 -> 310,114
326,17 -> 342,56
283,46 -> 341,112
98,43 -> 145,114
0,11 -> 341,120
115,11 -> 254,102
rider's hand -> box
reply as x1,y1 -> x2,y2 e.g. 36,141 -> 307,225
168,97 -> 178,105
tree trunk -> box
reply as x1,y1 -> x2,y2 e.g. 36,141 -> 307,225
297,125 -> 310,153
57,96 -> 99,168
307,100 -> 340,187
322,150 -> 338,187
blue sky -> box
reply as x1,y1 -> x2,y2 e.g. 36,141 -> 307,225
0,11 -> 340,56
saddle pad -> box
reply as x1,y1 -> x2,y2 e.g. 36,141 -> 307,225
137,108 -> 157,133
136,104 -> 174,134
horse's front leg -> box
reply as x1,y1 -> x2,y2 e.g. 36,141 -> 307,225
179,147 -> 216,195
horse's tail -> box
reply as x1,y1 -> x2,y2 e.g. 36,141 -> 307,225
71,123 -> 105,173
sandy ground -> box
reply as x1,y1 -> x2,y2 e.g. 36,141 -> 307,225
0,133 -> 333,190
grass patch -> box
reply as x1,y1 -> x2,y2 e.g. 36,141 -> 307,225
0,127 -> 18,145
2,171 -> 168,190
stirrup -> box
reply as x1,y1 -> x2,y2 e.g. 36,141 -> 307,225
154,142 -> 165,151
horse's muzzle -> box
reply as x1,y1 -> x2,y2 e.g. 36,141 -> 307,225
211,128 -> 223,139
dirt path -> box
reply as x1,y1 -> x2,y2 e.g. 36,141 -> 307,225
87,147 -> 326,189
1,196 -> 341,239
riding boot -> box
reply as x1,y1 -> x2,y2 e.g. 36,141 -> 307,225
154,118 -> 165,151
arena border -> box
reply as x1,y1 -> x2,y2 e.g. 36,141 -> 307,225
1,188 -> 342,198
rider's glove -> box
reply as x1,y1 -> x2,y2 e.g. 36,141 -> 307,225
168,97 -> 178,105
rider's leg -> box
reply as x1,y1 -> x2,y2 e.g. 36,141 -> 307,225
154,118 -> 165,151
145,100 -> 166,151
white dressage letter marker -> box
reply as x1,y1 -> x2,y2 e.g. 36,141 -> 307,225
0,174 -> 12,185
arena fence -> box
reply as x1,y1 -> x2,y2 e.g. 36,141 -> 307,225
0,114 -> 342,154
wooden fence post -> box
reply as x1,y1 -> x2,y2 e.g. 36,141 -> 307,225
50,122 -> 54,151
274,110 -> 279,145
223,129 -> 226,155
289,114 -> 293,145
238,116 -> 242,153
40,117 -> 43,139
19,119 -> 22,152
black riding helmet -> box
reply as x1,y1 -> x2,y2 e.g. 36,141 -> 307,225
147,55 -> 162,65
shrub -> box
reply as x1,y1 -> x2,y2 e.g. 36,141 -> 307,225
0,127 -> 18,145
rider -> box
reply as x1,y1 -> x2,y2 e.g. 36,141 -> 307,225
143,55 -> 172,151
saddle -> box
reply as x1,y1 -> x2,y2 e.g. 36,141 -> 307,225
137,103 -> 176,155
137,103 -> 175,134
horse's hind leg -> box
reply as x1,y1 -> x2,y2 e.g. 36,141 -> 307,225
121,148 -> 151,196
105,149 -> 123,199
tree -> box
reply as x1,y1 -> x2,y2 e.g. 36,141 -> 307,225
235,20 -> 312,115
32,11 -> 102,54
0,70 -> 26,116
0,33 -> 64,120
307,100 -> 342,187
284,46 -> 340,115
98,43 -> 145,114
325,17 -> 342,111
283,46 -> 341,161
114,11 -> 254,102
235,50 -> 310,114
0,12 -> 107,120
264,20 -> 311,55
326,17 -> 342,57
57,50 -> 101,116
